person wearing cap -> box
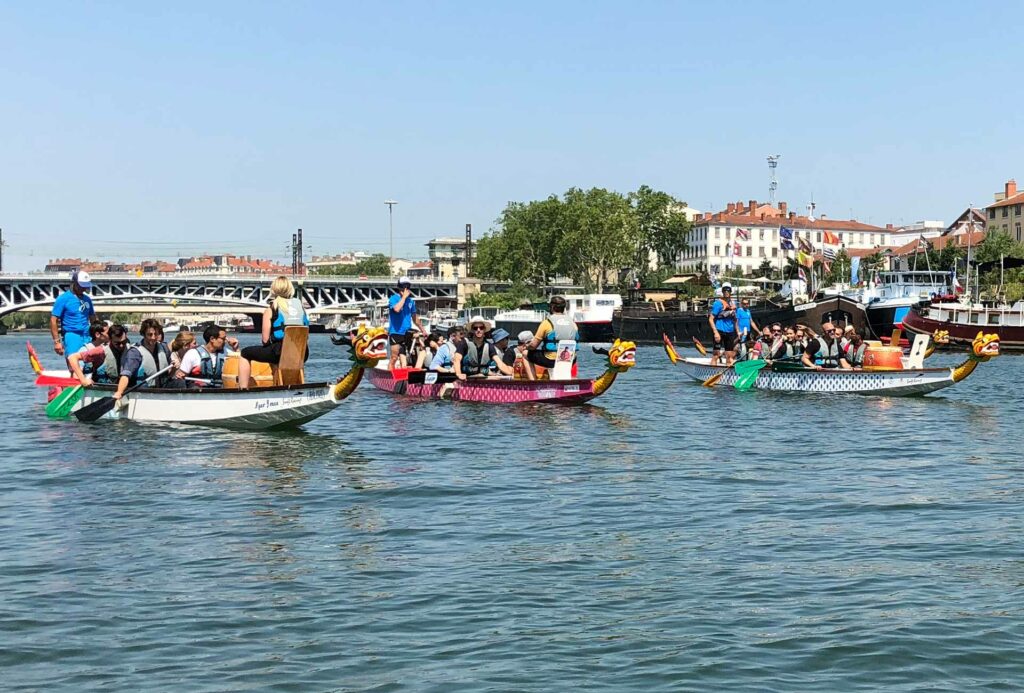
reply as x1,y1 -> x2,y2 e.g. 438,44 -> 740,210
454,316 -> 500,380
50,269 -> 97,358
514,330 -> 536,380
526,295 -> 579,373
487,328 -> 516,376
429,325 -> 464,372
388,276 -> 426,370
708,284 -> 739,366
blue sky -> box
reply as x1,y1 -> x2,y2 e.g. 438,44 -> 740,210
1,2 -> 1020,271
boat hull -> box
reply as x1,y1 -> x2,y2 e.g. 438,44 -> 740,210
72,382 -> 343,430
366,368 -> 601,404
903,306 -> 1024,351
676,358 -> 956,396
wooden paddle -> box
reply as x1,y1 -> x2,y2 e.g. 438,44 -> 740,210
74,364 -> 174,423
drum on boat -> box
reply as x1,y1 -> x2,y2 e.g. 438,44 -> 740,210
862,343 -> 904,371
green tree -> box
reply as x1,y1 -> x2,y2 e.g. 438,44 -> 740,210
974,232 -> 1024,264
475,196 -> 563,288
757,259 -> 775,279
629,185 -> 692,282
558,188 -> 638,292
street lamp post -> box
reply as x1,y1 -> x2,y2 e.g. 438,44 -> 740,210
384,199 -> 398,276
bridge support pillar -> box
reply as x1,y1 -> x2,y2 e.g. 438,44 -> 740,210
457,278 -> 481,310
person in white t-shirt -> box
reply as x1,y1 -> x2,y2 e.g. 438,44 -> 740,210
170,324 -> 239,388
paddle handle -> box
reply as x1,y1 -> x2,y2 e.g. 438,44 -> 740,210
120,363 -> 176,398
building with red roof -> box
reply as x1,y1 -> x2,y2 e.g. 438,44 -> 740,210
985,180 -> 1024,242
680,199 -> 893,275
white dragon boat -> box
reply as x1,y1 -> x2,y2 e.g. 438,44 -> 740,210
663,332 -> 999,397
28,327 -> 388,430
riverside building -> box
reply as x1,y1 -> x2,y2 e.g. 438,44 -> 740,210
678,199 -> 892,275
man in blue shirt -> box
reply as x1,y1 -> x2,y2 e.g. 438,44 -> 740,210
50,270 -> 97,358
388,276 -> 426,370
429,325 -> 464,372
735,297 -> 761,342
708,284 -> 739,366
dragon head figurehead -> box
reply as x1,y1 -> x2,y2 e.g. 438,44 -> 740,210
607,339 -> 637,372
932,329 -> 950,346
971,331 -> 1000,361
350,325 -> 389,367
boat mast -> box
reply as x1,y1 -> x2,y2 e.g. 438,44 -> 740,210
965,204 -> 974,302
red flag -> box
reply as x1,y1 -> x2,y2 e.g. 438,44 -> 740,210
823,231 -> 840,245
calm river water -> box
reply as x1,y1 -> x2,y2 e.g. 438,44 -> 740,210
2,334 -> 1023,691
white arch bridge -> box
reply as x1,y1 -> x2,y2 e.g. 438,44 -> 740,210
0,274 -> 460,319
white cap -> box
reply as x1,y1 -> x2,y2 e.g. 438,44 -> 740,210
398,275 -> 411,285
517,330 -> 533,343
73,270 -> 93,288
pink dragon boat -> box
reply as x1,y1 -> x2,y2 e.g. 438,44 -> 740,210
364,339 -> 636,404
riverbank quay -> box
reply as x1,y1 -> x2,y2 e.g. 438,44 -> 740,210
3,335 -> 1023,690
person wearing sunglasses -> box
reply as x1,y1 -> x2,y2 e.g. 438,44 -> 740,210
50,269 -> 97,359
801,320 -> 852,371
454,317 -> 503,380
86,324 -> 131,384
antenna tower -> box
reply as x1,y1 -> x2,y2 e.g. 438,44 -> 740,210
767,155 -> 781,204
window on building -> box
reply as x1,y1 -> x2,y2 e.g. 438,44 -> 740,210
714,245 -> 720,256
714,228 -> 720,239
759,229 -> 765,240
1003,207 -> 1009,218
816,232 -> 822,242
771,247 -> 778,257
1016,204 -> 1022,215
989,208 -> 996,219
1017,222 -> 1022,242
870,234 -> 875,244
758,247 -> 766,257
1003,224 -> 1008,233
746,246 -> 752,257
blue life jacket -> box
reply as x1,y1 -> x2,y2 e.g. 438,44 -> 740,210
541,314 -> 578,353
196,345 -> 225,382
271,298 -> 309,342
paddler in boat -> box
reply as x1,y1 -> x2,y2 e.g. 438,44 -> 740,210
84,324 -> 130,385
429,325 -> 463,373
801,322 -> 852,371
708,284 -> 739,367
388,276 -> 427,371
168,323 -> 240,388
844,330 -> 867,368
454,316 -> 508,380
66,321 -> 110,386
525,295 -> 579,376
113,319 -> 173,400
236,276 -> 310,390
489,328 -> 519,377
50,269 -> 97,359
514,331 -> 536,380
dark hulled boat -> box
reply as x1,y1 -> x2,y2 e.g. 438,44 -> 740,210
614,295 -> 869,345
903,300 -> 1024,351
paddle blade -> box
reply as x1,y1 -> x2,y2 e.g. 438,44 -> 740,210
46,386 -> 84,418
733,360 -> 768,391
693,338 -> 708,356
702,371 -> 725,388
27,342 -> 43,374
662,333 -> 680,364
74,396 -> 117,422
